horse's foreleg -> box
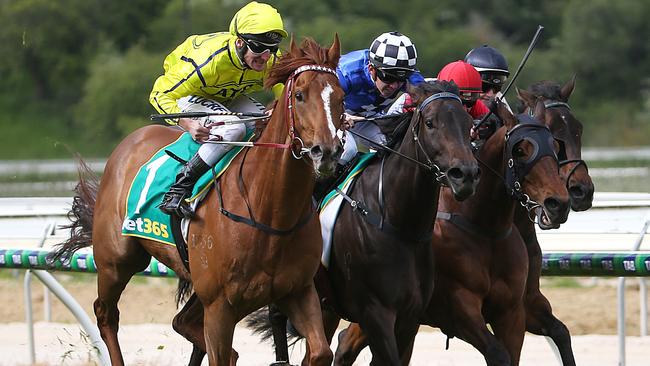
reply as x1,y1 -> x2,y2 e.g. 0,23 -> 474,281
525,292 -> 576,366
395,322 -> 419,366
334,323 -> 367,366
491,303 -> 526,366
203,298 -> 237,365
525,238 -> 576,366
449,291 -> 511,366
278,284 -> 333,366
358,302 -> 401,366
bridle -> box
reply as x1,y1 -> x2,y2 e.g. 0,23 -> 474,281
346,91 -> 462,185
283,64 -> 341,159
527,99 -> 588,188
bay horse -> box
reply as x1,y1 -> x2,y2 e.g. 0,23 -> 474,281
335,100 -> 571,366
306,80 -> 480,365
515,76 -> 594,366
50,36 -> 345,366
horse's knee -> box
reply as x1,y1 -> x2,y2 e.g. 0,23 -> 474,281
308,347 -> 333,366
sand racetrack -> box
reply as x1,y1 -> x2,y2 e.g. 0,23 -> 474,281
0,274 -> 648,365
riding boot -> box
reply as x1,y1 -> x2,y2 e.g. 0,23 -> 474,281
158,154 -> 211,218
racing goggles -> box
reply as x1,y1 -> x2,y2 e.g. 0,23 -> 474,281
243,38 -> 280,55
481,73 -> 508,92
375,68 -> 410,84
460,91 -> 481,107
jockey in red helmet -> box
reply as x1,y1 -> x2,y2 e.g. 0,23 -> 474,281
437,60 -> 489,119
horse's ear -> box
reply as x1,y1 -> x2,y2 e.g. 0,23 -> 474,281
533,98 -> 546,121
406,83 -> 424,104
496,99 -> 517,130
328,33 -> 341,65
560,74 -> 576,102
289,35 -> 299,55
516,87 -> 536,108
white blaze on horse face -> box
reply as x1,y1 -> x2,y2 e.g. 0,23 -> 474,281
320,83 -> 337,138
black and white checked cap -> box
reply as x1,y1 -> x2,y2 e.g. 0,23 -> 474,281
369,32 -> 417,70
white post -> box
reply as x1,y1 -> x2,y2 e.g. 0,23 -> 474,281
23,271 -> 36,365
618,277 -> 626,366
641,279 -> 648,336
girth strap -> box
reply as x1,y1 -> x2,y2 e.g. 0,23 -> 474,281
437,211 -> 512,241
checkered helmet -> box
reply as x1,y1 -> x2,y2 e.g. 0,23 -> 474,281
369,32 -> 418,72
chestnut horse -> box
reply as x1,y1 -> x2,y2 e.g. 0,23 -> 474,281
50,37 -> 345,365
515,77 -> 594,366
335,100 -> 571,365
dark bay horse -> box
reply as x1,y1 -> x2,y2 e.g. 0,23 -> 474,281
314,81 -> 480,365
515,77 -> 594,366
335,100 -> 571,366
50,37 -> 345,365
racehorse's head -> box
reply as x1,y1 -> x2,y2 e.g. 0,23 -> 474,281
495,100 -> 570,228
407,80 -> 480,200
517,76 -> 594,211
265,35 -> 344,178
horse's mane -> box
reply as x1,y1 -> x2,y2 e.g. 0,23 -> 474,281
264,38 -> 339,88
378,80 -> 461,149
526,80 -> 563,101
421,79 -> 460,96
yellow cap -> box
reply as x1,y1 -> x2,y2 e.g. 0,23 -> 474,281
229,2 -> 288,40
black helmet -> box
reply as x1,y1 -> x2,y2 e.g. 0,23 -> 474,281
464,45 -> 509,75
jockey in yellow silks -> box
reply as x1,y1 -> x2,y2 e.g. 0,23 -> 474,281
149,1 -> 287,218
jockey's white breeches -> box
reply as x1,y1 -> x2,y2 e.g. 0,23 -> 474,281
176,95 -> 265,166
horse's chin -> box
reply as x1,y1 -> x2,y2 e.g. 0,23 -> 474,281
448,182 -> 476,202
535,207 -> 561,230
314,160 -> 337,179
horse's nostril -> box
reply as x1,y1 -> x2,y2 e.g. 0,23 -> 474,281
569,185 -> 586,199
310,145 -> 323,159
544,197 -> 560,211
447,167 -> 463,181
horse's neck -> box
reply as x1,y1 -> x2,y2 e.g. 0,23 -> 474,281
242,110 -> 314,217
376,128 -> 440,234
446,131 -> 515,231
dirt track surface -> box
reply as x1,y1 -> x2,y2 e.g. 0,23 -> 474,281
0,275 -> 648,365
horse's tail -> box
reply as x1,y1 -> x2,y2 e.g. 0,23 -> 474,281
48,157 -> 99,265
176,279 -> 193,307
244,306 -> 304,344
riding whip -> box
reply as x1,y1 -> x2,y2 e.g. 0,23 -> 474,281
150,110 -> 268,120
474,25 -> 544,130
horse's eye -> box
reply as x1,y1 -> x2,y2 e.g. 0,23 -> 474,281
295,91 -> 304,102
513,146 -> 526,158
425,119 -> 434,128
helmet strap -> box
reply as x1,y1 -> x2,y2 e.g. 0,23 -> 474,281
234,38 -> 249,69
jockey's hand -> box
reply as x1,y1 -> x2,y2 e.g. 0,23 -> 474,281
343,113 -> 364,129
179,118 -> 210,143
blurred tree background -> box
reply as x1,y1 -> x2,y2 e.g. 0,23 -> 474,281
0,0 -> 648,159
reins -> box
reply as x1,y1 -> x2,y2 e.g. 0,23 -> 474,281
214,64 -> 339,236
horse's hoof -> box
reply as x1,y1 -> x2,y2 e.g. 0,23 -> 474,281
269,362 -> 292,366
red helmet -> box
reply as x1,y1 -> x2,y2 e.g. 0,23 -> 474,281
437,60 -> 482,93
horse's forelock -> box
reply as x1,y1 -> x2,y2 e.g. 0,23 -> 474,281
264,38 -> 338,89
527,81 -> 562,101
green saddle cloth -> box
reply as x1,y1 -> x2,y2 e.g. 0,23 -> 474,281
320,152 -> 376,211
121,131 -> 253,245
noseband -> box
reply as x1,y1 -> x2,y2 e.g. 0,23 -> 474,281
284,65 -> 340,159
